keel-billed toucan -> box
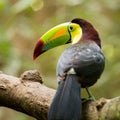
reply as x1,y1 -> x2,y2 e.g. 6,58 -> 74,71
33,18 -> 105,120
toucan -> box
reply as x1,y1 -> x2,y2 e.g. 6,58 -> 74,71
33,18 -> 105,120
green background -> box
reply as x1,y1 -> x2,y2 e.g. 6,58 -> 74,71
0,0 -> 120,120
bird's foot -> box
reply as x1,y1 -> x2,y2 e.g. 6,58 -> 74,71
82,87 -> 96,103
82,95 -> 95,103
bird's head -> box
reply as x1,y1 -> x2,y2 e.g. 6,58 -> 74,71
33,18 -> 101,60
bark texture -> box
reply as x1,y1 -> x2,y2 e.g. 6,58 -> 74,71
0,70 -> 120,120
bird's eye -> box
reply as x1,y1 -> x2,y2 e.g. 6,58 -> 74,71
70,26 -> 73,30
69,25 -> 75,32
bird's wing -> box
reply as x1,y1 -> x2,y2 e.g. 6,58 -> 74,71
57,41 -> 105,86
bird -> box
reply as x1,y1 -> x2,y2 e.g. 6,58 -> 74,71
33,18 -> 105,120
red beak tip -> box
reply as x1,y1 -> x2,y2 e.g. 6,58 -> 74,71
33,39 -> 45,61
33,57 -> 36,61
33,55 -> 37,61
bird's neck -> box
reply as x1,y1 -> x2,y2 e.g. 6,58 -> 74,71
81,26 -> 101,48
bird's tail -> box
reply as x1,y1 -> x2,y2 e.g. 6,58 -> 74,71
48,74 -> 81,120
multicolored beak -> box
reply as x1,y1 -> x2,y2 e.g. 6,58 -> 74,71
33,22 -> 71,60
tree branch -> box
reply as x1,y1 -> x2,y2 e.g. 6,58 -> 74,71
0,70 -> 55,120
0,70 -> 120,120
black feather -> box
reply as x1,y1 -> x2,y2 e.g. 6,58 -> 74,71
48,74 -> 81,120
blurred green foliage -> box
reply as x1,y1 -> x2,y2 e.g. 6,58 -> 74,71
0,0 -> 120,120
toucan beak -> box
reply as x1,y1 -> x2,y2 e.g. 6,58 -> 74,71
33,22 -> 71,60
